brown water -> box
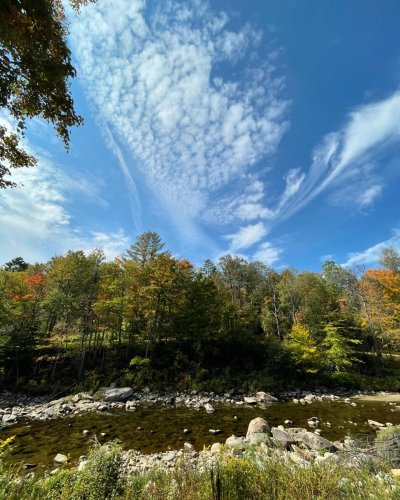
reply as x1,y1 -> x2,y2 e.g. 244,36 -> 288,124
2,400 -> 399,471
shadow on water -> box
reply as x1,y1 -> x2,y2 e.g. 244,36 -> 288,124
2,400 -> 399,470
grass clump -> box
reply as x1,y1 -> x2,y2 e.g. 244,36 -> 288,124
375,425 -> 400,467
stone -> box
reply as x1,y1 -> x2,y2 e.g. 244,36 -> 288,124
103,387 -> 133,402
211,442 -> 222,453
2,414 -> 17,424
368,419 -> 385,428
125,401 -> 136,411
225,435 -> 246,450
54,453 -> 68,464
209,429 -> 222,434
204,403 -> 215,413
78,461 -> 88,471
296,431 -> 338,452
243,397 -> 258,404
284,420 -> 293,425
271,427 -> 295,448
82,430 -> 89,436
183,442 -> 194,452
183,428 -> 191,434
256,392 -> 278,403
248,432 -> 273,446
246,417 -> 270,439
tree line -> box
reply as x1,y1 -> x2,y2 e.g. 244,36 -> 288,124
0,232 -> 399,392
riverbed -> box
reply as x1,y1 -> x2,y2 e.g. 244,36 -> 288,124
3,399 -> 399,471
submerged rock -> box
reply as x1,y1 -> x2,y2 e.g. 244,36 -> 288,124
204,403 -> 215,413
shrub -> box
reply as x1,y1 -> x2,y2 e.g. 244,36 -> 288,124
375,425 -> 400,467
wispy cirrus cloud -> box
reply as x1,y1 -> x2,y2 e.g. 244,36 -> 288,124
269,90 -> 400,224
343,227 -> 400,267
69,0 -> 289,241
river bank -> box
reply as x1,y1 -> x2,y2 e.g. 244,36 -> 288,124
1,388 -> 400,428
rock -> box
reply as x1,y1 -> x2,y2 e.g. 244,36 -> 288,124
82,430 -> 89,436
183,428 -> 191,434
246,417 -> 270,439
183,442 -> 194,452
256,392 -> 278,403
23,463 -> 36,469
204,403 -> 215,413
103,387 -> 133,402
2,414 -> 17,424
225,435 -> 246,450
284,420 -> 293,425
248,432 -> 273,446
54,453 -> 68,464
209,429 -> 222,434
307,417 -> 320,428
243,397 -> 258,405
72,393 -> 93,403
211,442 -> 222,453
271,427 -> 295,448
293,398 -> 299,404
125,401 -> 136,411
78,461 -> 88,471
101,432 -> 106,437
368,419 -> 385,428
50,469 -> 60,476
296,431 -> 338,452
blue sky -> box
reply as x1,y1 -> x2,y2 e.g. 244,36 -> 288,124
1,0 -> 400,270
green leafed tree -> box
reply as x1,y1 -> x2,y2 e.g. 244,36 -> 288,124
3,256 -> 28,271
0,0 -> 96,188
125,232 -> 165,265
321,322 -> 362,372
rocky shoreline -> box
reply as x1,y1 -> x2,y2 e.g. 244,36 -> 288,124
1,386 -> 399,429
49,415 -> 400,481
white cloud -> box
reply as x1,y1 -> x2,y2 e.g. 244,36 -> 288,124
69,0 -> 289,238
226,222 -> 267,250
0,119 -> 130,263
343,228 -> 400,267
266,90 -> 400,226
253,241 -> 281,266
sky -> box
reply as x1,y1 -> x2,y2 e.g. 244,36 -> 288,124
1,0 -> 400,271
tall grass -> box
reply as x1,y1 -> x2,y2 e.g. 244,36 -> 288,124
0,442 -> 398,500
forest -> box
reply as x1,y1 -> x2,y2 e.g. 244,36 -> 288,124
0,232 -> 399,395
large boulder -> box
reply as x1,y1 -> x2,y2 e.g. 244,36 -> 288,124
291,430 -> 337,452
256,392 -> 278,403
246,417 -> 270,439
243,397 -> 258,405
103,387 -> 133,402
271,427 -> 295,448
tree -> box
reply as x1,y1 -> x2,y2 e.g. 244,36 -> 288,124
4,256 -> 28,271
0,0 -> 95,188
283,323 -> 319,373
321,323 -> 361,371
380,247 -> 400,273
125,232 -> 165,265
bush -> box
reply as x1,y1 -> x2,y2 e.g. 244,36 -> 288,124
375,425 -> 400,467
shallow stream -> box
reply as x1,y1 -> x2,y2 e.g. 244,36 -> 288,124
2,400 -> 400,471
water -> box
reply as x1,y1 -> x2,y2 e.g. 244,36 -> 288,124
2,400 -> 399,471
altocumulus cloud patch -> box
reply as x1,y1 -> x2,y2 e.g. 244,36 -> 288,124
69,0 -> 289,227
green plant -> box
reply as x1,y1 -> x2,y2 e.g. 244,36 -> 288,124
375,425 -> 400,467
